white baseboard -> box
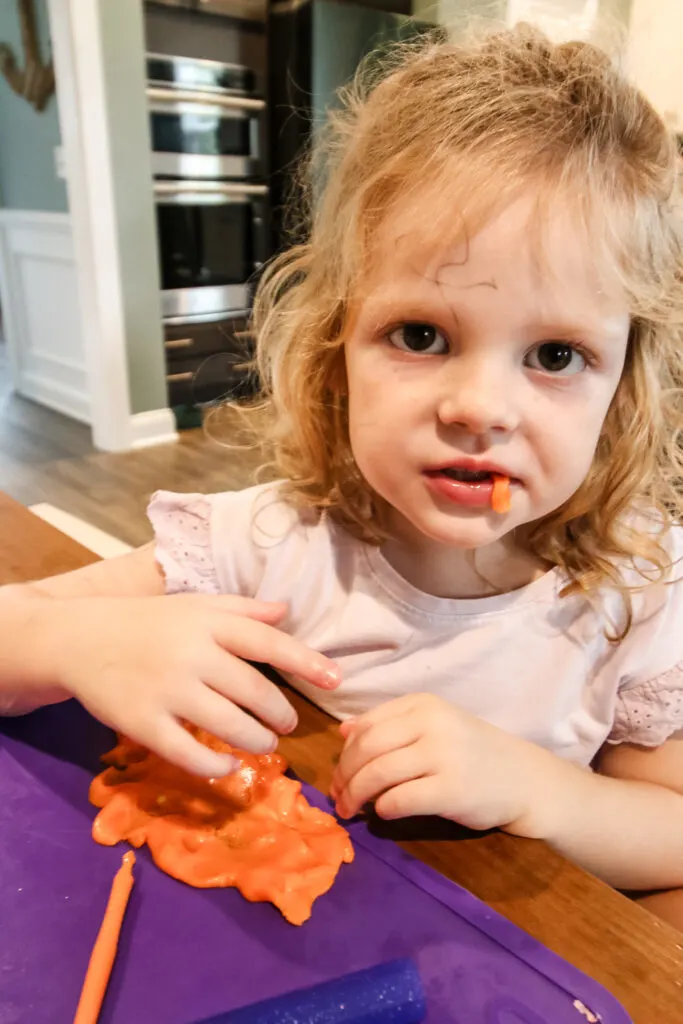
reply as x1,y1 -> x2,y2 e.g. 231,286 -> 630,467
29,503 -> 133,558
0,209 -> 90,424
129,408 -> 178,449
18,369 -> 91,423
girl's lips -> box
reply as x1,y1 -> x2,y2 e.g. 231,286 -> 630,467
423,470 -> 516,509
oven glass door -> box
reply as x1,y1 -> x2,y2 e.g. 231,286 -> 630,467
151,105 -> 251,158
148,90 -> 265,179
154,182 -> 268,318
147,53 -> 256,95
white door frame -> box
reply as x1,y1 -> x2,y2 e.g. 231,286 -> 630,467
47,0 -> 162,451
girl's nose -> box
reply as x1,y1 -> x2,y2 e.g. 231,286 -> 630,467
436,358 -> 520,435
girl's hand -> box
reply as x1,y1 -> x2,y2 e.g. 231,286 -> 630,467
330,693 -> 559,834
36,594 -> 341,777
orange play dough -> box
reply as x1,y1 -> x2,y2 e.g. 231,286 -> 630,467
491,474 -> 511,514
89,730 -> 353,926
74,851 -> 135,1024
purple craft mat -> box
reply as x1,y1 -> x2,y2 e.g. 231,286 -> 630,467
0,701 -> 632,1024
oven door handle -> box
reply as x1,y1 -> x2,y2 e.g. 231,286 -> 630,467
153,180 -> 268,204
147,86 -> 265,112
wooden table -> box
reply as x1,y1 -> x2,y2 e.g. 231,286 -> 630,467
1,490 -> 682,1022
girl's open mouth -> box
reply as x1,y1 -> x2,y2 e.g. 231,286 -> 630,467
423,469 -> 515,511
437,468 -> 494,483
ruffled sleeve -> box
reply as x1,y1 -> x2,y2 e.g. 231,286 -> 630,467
607,523 -> 683,747
148,491 -> 219,595
609,665 -> 683,747
146,483 -> 340,622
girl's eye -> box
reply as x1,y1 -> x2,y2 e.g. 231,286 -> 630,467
525,341 -> 586,376
388,323 -> 449,355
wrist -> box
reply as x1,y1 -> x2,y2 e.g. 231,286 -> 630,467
0,588 -> 73,696
504,744 -> 588,841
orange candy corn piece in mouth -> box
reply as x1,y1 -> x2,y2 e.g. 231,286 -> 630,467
491,474 -> 511,514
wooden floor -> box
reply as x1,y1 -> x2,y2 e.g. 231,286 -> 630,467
0,351 -> 264,548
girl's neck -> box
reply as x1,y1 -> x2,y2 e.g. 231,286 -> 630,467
381,514 -> 549,600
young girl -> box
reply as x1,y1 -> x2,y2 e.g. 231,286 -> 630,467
3,24 -> 683,923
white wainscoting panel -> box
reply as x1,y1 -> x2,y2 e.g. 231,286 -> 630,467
0,210 -> 90,423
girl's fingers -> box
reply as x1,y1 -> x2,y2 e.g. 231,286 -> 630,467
337,695 -> 422,742
176,685 -> 278,759
374,777 -> 444,821
211,615 -> 342,691
204,650 -> 298,735
142,715 -> 239,778
209,595 -> 288,624
333,714 -> 419,795
335,744 -> 428,819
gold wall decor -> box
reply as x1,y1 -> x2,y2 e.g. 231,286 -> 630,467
0,0 -> 55,113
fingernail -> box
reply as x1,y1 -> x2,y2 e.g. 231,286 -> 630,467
215,754 -> 240,776
318,663 -> 342,688
282,715 -> 298,735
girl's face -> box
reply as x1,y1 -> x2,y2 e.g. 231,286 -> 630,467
344,194 -> 630,553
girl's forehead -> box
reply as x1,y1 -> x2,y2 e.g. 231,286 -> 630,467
357,189 -> 630,316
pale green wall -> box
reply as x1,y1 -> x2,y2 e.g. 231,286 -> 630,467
0,0 -> 66,211
312,0 -> 434,137
97,0 -> 167,415
312,2 -> 409,135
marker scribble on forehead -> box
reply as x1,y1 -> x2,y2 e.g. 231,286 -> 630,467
458,278 -> 498,291
434,246 -> 470,279
434,276 -> 461,325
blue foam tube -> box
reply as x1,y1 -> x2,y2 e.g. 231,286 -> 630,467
191,958 -> 426,1024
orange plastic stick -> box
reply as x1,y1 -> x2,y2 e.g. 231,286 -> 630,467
491,474 -> 511,514
73,851 -> 136,1024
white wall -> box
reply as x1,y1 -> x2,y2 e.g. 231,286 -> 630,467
627,0 -> 683,130
47,0 -> 177,451
507,0 -> 599,36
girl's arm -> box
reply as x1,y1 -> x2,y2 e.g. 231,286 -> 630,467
509,739 -> 683,891
0,545 -> 165,705
1,542 -> 164,601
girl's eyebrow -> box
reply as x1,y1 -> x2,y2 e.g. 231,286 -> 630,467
523,315 -> 629,344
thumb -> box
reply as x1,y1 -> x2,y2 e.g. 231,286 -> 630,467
339,718 -> 357,739
213,595 -> 288,624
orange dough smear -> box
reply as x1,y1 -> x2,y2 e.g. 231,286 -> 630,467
491,474 -> 511,514
74,850 -> 135,1024
89,731 -> 354,926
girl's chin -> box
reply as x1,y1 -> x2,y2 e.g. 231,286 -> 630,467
389,509 -> 519,551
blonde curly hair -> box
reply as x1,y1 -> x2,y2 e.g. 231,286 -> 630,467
244,22 -> 683,629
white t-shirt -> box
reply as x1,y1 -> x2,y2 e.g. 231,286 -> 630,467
150,484 -> 683,768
